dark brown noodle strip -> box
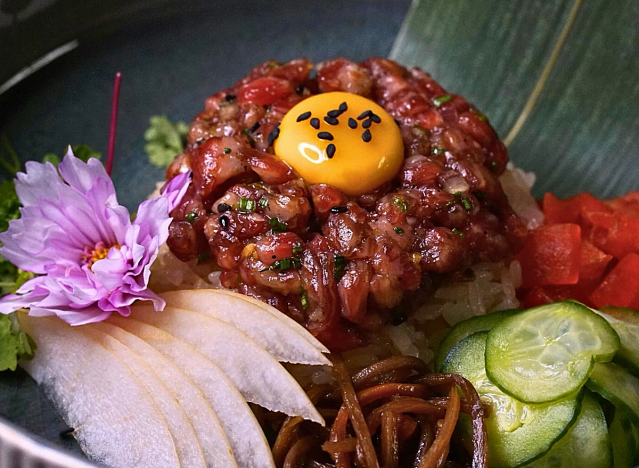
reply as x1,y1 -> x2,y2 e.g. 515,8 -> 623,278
367,397 -> 446,433
322,437 -> 358,453
380,411 -> 399,468
417,386 -> 461,468
283,435 -> 318,468
413,417 -> 435,468
414,374 -> 487,468
351,356 -> 429,389
332,353 -> 380,468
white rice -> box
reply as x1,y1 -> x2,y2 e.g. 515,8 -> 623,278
150,164 -> 534,373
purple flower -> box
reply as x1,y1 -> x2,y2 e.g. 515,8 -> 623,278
0,148 -> 190,325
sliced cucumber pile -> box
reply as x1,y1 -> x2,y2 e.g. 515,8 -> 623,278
434,308 -> 520,372
441,332 -> 582,468
435,299 -> 639,468
522,392 -> 611,468
485,301 -> 619,403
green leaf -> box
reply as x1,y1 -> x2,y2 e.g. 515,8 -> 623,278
0,180 -> 20,233
0,313 -> 36,372
391,0 -> 639,198
71,144 -> 101,163
144,115 -> 189,168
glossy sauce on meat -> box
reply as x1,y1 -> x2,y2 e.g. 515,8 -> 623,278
166,57 -> 527,350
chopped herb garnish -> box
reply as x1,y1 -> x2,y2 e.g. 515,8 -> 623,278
461,197 -> 472,211
238,197 -> 257,212
185,210 -> 198,224
392,196 -> 409,213
334,255 -> 347,281
300,288 -> 310,310
144,116 -> 188,168
433,94 -> 452,107
258,197 -> 269,209
432,147 -> 445,155
292,243 -> 304,255
268,217 -> 288,233
452,228 -> 465,238
269,256 -> 301,273
223,147 -> 231,154
267,60 -> 278,69
394,226 -> 404,235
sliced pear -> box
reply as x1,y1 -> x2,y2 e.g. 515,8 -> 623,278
79,326 -> 206,468
150,289 -> 329,365
109,316 -> 276,468
124,306 -> 323,424
92,322 -> 237,468
19,315 -> 180,468
209,289 -> 329,353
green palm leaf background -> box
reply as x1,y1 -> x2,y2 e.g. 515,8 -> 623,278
393,0 -> 639,198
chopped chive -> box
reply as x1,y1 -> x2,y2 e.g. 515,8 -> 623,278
461,196 -> 472,210
431,147 -> 445,155
185,210 -> 198,224
267,60 -> 278,69
223,147 -> 231,154
292,243 -> 304,255
238,197 -> 257,212
452,228 -> 465,238
433,94 -> 452,107
392,196 -> 409,212
394,226 -> 404,235
300,289 -> 310,309
258,197 -> 268,209
268,217 -> 288,233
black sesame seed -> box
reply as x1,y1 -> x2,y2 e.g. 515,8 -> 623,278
339,102 -> 348,112
310,118 -> 320,129
326,143 -> 336,159
327,109 -> 342,118
357,110 -> 372,120
295,85 -> 305,95
220,215 -> 230,229
348,118 -> 358,129
330,205 -> 348,214
362,129 -> 372,142
248,121 -> 260,133
296,111 -> 312,122
362,119 -> 372,129
370,113 -> 381,124
324,116 -> 339,125
218,203 -> 231,213
318,131 -> 334,141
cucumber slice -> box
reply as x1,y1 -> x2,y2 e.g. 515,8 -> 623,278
442,332 -> 582,468
485,301 -> 619,403
586,361 -> 639,423
609,410 -> 639,468
434,308 -> 519,372
595,307 -> 639,375
522,392 -> 611,468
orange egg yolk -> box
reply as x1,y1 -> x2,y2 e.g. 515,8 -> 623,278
274,92 -> 404,196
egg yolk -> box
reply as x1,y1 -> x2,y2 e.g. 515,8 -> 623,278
274,92 -> 404,196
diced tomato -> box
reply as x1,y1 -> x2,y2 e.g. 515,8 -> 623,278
580,211 -> 639,259
523,284 -> 591,308
236,77 -> 294,106
605,191 -> 639,215
580,239 -> 613,282
542,192 -> 610,225
516,223 -> 582,288
590,253 -> 639,309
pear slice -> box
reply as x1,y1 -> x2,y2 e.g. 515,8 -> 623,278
92,322 -> 237,468
124,306 -> 323,424
108,316 -> 276,468
150,289 -> 330,365
207,289 -> 329,353
79,326 -> 207,468
18,315 -> 180,468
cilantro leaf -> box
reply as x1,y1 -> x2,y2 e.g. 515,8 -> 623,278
144,116 -> 188,168
42,144 -> 101,168
0,180 -> 20,233
0,313 -> 36,371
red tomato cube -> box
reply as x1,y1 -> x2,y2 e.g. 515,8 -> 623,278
590,253 -> 639,309
581,211 -> 639,259
542,193 -> 610,225
516,224 -> 582,288
580,239 -> 613,282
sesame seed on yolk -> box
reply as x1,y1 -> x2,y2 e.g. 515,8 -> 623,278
274,92 -> 404,196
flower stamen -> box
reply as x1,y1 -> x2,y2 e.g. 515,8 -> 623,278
82,242 -> 120,270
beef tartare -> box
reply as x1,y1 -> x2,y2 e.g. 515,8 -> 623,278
165,57 -> 527,349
